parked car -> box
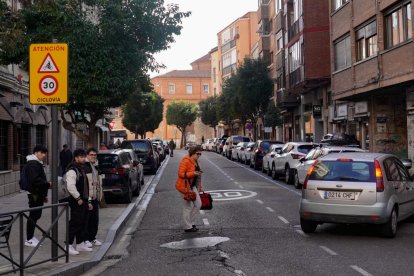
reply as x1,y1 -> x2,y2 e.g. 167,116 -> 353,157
231,142 -> 250,161
320,133 -> 333,144
217,139 -> 226,154
97,149 -> 140,203
185,141 -> 196,150
202,139 -> 211,151
152,141 -> 165,162
208,138 -> 218,151
262,144 -> 285,176
300,152 -> 414,238
119,139 -> 158,174
224,135 -> 251,159
325,133 -> 360,147
241,142 -> 256,165
250,140 -> 284,170
294,146 -> 366,189
122,149 -> 145,191
271,142 -> 315,184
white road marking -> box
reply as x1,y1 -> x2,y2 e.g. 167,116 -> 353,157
234,181 -> 239,184
199,210 -> 205,215
278,216 -> 289,224
350,265 -> 373,276
229,178 -> 234,181
239,185 -> 244,188
266,207 -> 274,213
295,229 -> 308,237
203,218 -> 210,226
319,246 -> 338,256
256,199 -> 264,204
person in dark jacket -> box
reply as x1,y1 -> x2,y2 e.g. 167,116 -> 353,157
59,144 -> 72,175
66,149 -> 93,255
25,145 -> 50,247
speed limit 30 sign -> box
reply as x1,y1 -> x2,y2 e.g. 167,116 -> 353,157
29,44 -> 68,104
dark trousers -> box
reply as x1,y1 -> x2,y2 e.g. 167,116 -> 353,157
87,200 -> 99,241
27,194 -> 44,240
68,199 -> 89,245
170,149 -> 173,156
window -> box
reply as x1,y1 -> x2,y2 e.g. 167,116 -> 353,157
385,2 -> 412,49
276,31 -> 283,51
288,41 -> 302,73
334,35 -> 351,71
276,0 -> 282,13
0,120 -> 8,171
213,68 -> 217,83
202,84 -> 209,94
292,0 -> 302,23
332,0 -> 349,11
186,84 -> 192,94
356,20 -> 378,61
168,83 -> 175,94
36,125 -> 45,146
384,158 -> 402,181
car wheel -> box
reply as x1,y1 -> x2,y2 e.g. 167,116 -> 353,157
300,218 -> 318,233
271,164 -> 278,180
285,165 -> 292,184
267,163 -> 272,176
141,177 -> 145,186
381,207 -> 398,238
293,170 -> 301,189
123,184 -> 132,204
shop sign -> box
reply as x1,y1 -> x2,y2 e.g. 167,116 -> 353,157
336,104 -> 348,117
312,105 -> 322,116
355,101 -> 368,114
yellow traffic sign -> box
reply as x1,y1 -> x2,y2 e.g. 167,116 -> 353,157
29,43 -> 68,104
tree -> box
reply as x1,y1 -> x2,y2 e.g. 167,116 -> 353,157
264,102 -> 283,139
199,96 -> 219,137
166,101 -> 198,148
122,90 -> 164,139
0,0 -> 190,147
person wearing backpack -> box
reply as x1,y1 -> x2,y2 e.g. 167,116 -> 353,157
65,149 -> 93,255
23,145 -> 51,247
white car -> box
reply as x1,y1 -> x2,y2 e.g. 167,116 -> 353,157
294,146 -> 366,189
241,142 -> 256,164
231,142 -> 250,161
208,138 -> 218,151
271,142 -> 315,184
262,144 -> 285,176
202,139 -> 211,151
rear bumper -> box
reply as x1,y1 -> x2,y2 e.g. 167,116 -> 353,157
299,199 -> 389,224
103,187 -> 128,197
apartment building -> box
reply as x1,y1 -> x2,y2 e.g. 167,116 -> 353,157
149,54 -> 214,145
330,0 -> 413,158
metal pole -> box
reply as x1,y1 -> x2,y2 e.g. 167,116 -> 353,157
51,105 -> 59,260
20,214 -> 23,276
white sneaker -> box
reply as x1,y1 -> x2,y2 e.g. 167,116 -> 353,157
25,238 -> 39,247
76,242 -> 93,252
84,240 -> 93,248
92,239 -> 102,246
68,245 -> 79,255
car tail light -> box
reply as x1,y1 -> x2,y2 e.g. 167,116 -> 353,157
303,160 -> 318,189
111,168 -> 127,175
336,158 -> 353,162
375,160 -> 384,192
291,153 -> 304,159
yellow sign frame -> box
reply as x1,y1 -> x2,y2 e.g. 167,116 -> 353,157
29,43 -> 68,104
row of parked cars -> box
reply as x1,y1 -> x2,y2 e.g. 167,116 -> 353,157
207,135 -> 414,238
95,139 -> 170,203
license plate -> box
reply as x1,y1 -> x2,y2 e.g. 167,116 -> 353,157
324,191 -> 355,200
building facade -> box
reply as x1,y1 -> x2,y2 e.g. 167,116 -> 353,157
330,0 -> 413,158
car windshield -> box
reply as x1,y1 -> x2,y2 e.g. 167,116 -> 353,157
129,141 -> 150,153
309,160 -> 375,182
97,154 -> 119,168
297,145 -> 314,154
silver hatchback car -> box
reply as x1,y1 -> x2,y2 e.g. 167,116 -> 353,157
300,152 -> 414,238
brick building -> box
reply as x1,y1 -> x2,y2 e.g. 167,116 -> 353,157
330,0 -> 413,158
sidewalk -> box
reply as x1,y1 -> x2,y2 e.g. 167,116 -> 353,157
0,157 -> 169,276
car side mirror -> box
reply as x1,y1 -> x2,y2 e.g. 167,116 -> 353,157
401,158 -> 412,170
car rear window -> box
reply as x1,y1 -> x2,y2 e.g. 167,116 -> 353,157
309,161 -> 375,182
297,145 -> 314,154
129,141 -> 151,153
98,154 -> 119,168
233,136 -> 250,143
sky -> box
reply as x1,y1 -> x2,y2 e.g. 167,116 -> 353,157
150,0 -> 258,78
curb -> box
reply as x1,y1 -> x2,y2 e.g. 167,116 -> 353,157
46,156 -> 170,276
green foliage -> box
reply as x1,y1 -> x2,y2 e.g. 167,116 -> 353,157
166,101 -> 198,147
264,102 -> 283,128
0,0 -> 189,146
122,90 -> 164,138
199,96 -> 219,128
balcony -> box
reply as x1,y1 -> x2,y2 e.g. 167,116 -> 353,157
288,67 -> 303,87
275,49 -> 284,70
258,36 -> 270,52
287,19 -> 300,41
276,89 -> 300,109
258,1 -> 269,20
222,64 -> 237,76
258,19 -> 271,37
221,39 -> 236,52
274,13 -> 284,33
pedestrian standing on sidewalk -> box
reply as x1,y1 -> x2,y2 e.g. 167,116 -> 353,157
84,148 -> 103,248
24,145 -> 51,247
66,149 -> 93,255
169,139 -> 175,157
59,144 -> 72,176
175,145 -> 204,233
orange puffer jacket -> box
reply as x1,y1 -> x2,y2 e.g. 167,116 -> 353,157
175,156 -> 197,193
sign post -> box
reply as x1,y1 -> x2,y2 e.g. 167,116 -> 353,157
30,43 -> 68,260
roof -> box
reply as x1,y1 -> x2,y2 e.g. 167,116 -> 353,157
190,53 -> 210,65
155,70 -> 211,79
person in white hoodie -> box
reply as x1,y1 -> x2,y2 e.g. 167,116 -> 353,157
65,149 -> 93,255
24,145 -> 50,247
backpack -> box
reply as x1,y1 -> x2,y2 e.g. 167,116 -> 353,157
19,165 -> 30,191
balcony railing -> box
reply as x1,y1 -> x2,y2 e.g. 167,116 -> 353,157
288,19 -> 299,41
221,39 -> 236,52
289,67 -> 303,87
276,89 -> 299,109
222,64 -> 237,76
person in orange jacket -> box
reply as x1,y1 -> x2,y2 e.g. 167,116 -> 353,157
176,145 -> 203,232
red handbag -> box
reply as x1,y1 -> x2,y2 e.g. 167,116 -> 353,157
199,192 -> 213,210
183,179 -> 196,201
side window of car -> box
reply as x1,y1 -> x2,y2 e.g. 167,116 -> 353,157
286,144 -> 294,153
384,158 -> 402,181
395,159 -> 410,181
282,144 -> 289,153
